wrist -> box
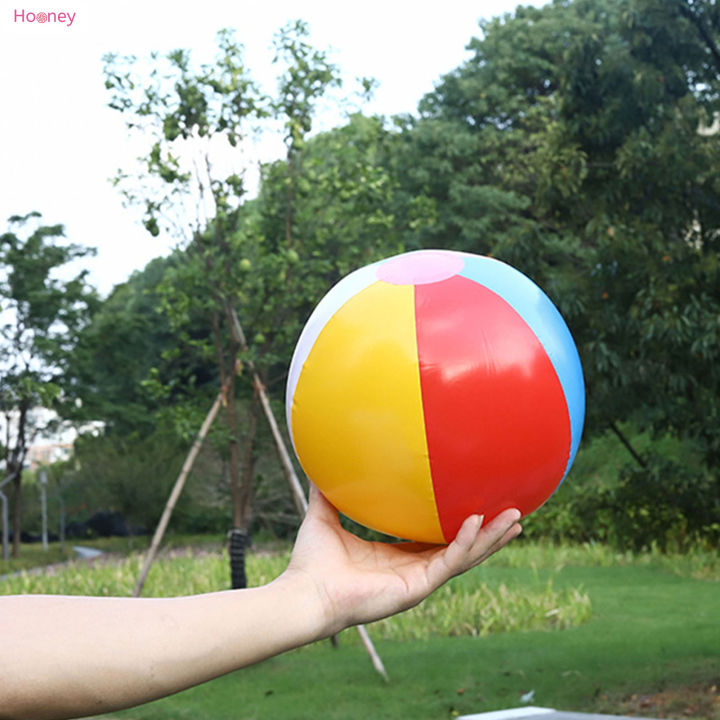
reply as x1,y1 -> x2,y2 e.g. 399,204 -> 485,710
270,568 -> 338,644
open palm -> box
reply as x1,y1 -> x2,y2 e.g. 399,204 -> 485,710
287,485 -> 522,636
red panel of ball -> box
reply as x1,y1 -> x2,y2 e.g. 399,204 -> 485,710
415,275 -> 572,541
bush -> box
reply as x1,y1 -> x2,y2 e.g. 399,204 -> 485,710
602,456 -> 720,552
523,426 -> 719,551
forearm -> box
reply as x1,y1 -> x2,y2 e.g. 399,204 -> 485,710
0,494 -> 521,720
0,573 -> 326,720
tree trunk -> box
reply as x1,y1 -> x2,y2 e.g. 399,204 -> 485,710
225,373 -> 244,589
228,527 -> 250,589
229,395 -> 258,589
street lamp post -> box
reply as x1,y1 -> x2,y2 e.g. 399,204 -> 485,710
0,473 -> 15,562
40,468 -> 48,551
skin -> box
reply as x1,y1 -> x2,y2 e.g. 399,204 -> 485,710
0,486 -> 522,720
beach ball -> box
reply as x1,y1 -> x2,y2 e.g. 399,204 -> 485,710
286,249 -> 585,543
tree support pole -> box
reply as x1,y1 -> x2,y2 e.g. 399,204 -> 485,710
133,385 -> 228,598
228,307 -> 308,514
228,306 -> 388,681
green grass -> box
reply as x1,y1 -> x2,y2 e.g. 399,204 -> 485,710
487,538 -> 720,581
0,546 -> 591,642
0,543 -> 70,573
2,539 -> 717,720
372,579 -> 590,641
102,559 -> 718,720
0,533 -> 227,575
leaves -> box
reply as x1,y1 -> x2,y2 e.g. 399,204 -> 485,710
0,212 -> 98,553
0,213 -> 97,390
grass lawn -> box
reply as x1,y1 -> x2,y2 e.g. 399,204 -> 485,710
0,533 -> 227,575
101,550 -> 718,720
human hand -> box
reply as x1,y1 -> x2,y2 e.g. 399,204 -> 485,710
284,484 -> 522,638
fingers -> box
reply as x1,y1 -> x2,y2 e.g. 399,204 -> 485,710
469,514 -> 523,568
452,513 -> 486,550
433,509 -> 521,586
456,508 -> 521,554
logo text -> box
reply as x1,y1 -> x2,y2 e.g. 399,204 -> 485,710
14,9 -> 76,26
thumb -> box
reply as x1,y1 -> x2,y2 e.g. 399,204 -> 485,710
305,483 -> 338,524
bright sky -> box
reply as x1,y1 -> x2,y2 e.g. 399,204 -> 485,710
1,0 -> 544,297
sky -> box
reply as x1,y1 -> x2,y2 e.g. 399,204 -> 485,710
1,0 -> 545,297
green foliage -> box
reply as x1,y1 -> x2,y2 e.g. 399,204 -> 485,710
64,430 -> 188,532
273,19 -> 341,150
104,30 -> 285,573
602,455 -> 719,551
406,0 -> 720,447
0,212 -> 97,553
524,424 -> 717,550
0,213 -> 97,401
104,28 -> 265,230
369,581 -> 591,641
67,255 -> 197,436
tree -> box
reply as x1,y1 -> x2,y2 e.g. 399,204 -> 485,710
394,0 -> 720,542
0,212 -> 97,556
104,28 -> 268,587
102,22 -> 357,587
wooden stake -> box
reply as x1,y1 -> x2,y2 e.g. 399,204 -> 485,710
133,386 -> 227,598
356,624 -> 389,682
252,371 -> 308,516
228,306 -> 309,514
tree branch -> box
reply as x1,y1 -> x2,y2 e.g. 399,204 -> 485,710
679,1 -> 720,76
609,421 -> 647,468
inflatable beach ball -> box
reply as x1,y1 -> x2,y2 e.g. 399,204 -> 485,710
286,249 -> 585,543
